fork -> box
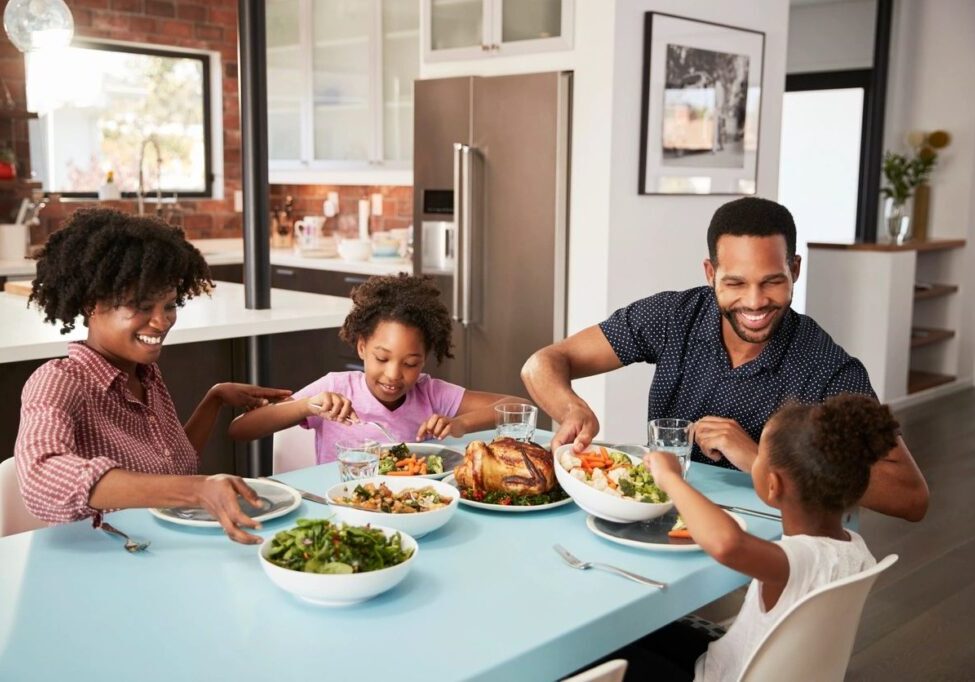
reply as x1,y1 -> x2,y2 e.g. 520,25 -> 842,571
346,418 -> 396,443
100,522 -> 151,553
553,544 -> 666,589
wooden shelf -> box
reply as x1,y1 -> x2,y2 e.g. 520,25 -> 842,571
910,327 -> 955,349
808,238 -> 965,253
914,283 -> 959,301
0,109 -> 38,120
908,370 -> 955,394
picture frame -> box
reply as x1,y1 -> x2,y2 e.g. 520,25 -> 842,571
638,12 -> 766,195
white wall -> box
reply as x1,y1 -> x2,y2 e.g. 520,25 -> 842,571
786,0 -> 875,74
419,1 -> 790,444
884,0 -> 975,387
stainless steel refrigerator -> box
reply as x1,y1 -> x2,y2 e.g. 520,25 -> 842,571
413,72 -> 572,427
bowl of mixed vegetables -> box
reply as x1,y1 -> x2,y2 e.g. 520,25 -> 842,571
554,444 -> 673,523
325,476 -> 459,538
377,443 -> 465,479
259,518 -> 418,606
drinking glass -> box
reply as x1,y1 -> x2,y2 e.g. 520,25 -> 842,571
495,403 -> 538,442
648,418 -> 693,477
336,439 -> 380,482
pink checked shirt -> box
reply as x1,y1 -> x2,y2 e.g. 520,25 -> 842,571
14,342 -> 198,524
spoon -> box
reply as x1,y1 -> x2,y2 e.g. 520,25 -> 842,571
100,522 -> 150,553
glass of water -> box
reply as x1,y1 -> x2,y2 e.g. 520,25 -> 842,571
336,439 -> 380,482
495,403 -> 538,442
648,418 -> 693,477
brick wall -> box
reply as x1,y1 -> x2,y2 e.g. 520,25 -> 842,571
0,0 -> 242,242
269,185 -> 413,236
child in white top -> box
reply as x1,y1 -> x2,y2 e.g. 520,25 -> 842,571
642,394 -> 898,681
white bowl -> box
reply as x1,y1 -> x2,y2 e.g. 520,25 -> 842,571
338,238 -> 372,261
325,476 -> 459,538
553,444 -> 674,523
259,524 -> 418,607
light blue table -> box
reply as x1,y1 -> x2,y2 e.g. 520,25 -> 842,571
0,431 -> 781,681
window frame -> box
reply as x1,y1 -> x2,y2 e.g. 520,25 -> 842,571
30,39 -> 214,199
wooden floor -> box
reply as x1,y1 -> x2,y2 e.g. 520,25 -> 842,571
846,387 -> 975,680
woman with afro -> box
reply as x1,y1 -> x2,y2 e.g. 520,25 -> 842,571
14,208 -> 290,544
229,273 -> 525,463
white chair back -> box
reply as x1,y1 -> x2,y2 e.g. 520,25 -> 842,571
272,425 -> 317,474
0,457 -> 45,537
562,659 -> 628,682
738,554 -> 898,682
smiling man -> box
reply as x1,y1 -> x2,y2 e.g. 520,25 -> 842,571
522,197 -> 929,521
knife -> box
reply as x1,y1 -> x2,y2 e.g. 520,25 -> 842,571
262,477 -> 330,506
717,503 -> 782,521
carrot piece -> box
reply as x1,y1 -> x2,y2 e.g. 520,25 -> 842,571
668,528 -> 692,539
385,470 -> 413,476
419,461 -> 428,475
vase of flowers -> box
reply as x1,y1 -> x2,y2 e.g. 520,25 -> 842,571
881,130 -> 949,244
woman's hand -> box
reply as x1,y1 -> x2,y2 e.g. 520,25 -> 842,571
307,391 -> 355,423
193,474 -> 264,544
416,414 -> 462,441
211,383 -> 292,411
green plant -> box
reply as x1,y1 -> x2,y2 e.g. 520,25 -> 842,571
881,129 -> 951,205
0,146 -> 15,164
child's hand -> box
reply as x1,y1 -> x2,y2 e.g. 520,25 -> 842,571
307,392 -> 355,423
416,414 -> 461,441
644,450 -> 683,488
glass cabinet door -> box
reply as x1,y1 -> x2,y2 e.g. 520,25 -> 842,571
430,0 -> 484,51
311,0 -> 373,161
266,0 -> 303,160
382,0 -> 418,161
500,0 -> 562,43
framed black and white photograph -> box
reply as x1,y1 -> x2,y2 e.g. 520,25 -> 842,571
639,13 -> 765,195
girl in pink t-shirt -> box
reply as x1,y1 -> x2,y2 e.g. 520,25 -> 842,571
229,274 -> 521,463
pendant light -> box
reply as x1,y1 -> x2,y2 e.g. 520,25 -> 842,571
3,0 -> 74,53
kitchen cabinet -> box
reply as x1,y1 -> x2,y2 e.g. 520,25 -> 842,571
423,0 -> 572,62
267,0 -> 418,185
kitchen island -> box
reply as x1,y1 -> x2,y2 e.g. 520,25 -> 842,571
0,282 -> 353,474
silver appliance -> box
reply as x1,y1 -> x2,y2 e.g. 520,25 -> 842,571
413,72 -> 571,424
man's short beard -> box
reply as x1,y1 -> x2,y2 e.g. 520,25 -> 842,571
721,303 -> 788,344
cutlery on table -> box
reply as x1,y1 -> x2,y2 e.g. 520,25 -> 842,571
716,504 -> 781,521
553,544 -> 666,589
100,522 -> 150,553
262,477 -> 330,506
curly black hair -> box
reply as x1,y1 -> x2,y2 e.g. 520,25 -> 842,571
707,197 -> 797,264
765,394 -> 899,512
339,274 -> 454,363
30,208 -> 212,334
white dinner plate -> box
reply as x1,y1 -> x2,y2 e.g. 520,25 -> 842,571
586,510 -> 747,552
149,478 -> 301,527
379,443 -> 465,480
443,474 -> 573,513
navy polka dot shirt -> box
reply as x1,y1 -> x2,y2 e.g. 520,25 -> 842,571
599,286 -> 875,470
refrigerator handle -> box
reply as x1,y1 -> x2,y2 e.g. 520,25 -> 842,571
452,143 -> 466,322
460,144 -> 474,327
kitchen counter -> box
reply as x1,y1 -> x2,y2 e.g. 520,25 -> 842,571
0,239 -> 414,279
0,281 -> 353,364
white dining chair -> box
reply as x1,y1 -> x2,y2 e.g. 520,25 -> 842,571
562,658 -> 628,682
271,424 -> 317,474
0,457 -> 45,537
737,554 -> 898,682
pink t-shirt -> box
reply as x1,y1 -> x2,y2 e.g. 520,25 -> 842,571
293,371 -> 466,464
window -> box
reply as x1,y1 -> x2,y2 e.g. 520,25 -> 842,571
26,41 -> 212,197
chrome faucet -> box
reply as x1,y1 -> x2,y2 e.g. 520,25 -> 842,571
137,135 -> 162,216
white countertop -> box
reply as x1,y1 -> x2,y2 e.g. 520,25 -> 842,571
0,239 -> 414,278
0,281 -> 353,364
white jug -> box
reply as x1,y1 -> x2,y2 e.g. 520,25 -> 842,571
0,223 -> 29,260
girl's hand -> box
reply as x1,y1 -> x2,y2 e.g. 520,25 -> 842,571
416,414 -> 462,441
308,391 -> 355,423
212,383 -> 292,410
644,450 -> 683,489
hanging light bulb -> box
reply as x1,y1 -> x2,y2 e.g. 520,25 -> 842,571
4,0 -> 74,53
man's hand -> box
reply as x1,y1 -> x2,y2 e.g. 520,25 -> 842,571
416,414 -> 462,441
693,416 -> 759,471
212,383 -> 292,410
308,392 -> 356,423
551,403 -> 600,453
194,474 -> 264,545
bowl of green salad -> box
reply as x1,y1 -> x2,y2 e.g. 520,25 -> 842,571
554,444 -> 673,523
259,519 -> 418,606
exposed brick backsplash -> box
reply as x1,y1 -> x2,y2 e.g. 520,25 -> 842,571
269,185 -> 413,236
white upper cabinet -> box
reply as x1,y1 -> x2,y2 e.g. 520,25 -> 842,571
424,0 -> 572,62
267,0 -> 417,184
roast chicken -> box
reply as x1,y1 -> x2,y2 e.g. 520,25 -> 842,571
453,438 -> 556,495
